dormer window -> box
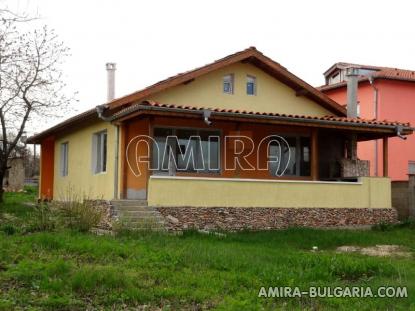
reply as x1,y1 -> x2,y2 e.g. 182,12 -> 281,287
223,74 -> 234,94
246,75 -> 256,95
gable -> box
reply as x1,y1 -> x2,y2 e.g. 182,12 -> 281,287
148,62 -> 332,116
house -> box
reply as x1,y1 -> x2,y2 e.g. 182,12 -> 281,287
320,62 -> 415,181
27,48 -> 413,230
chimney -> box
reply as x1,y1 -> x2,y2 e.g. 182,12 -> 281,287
345,67 -> 359,161
106,63 -> 116,102
346,67 -> 359,118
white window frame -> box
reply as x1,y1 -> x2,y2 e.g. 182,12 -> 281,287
60,142 -> 69,177
246,75 -> 256,95
223,74 -> 234,94
92,130 -> 107,174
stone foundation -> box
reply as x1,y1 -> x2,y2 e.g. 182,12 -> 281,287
87,200 -> 113,230
156,207 -> 398,231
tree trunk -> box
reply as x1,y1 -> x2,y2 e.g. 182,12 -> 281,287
0,172 -> 4,204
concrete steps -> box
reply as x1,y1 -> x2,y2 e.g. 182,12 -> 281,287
111,200 -> 165,231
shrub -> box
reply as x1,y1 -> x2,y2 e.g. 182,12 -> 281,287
53,200 -> 104,232
53,187 -> 105,232
0,224 -> 16,235
29,201 -> 56,232
371,221 -> 393,232
397,218 -> 415,229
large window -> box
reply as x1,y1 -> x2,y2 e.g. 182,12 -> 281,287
268,135 -> 310,177
152,128 -> 220,174
92,130 -> 107,174
60,142 -> 69,177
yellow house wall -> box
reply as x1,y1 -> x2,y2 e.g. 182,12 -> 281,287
148,62 -> 332,116
53,120 -> 117,200
148,176 -> 392,209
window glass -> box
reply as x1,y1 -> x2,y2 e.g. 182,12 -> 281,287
268,135 -> 310,177
93,131 -> 107,174
223,74 -> 234,94
247,75 -> 256,95
152,128 -> 173,173
152,128 -> 220,174
60,142 -> 68,176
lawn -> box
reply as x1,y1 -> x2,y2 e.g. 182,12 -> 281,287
0,189 -> 414,310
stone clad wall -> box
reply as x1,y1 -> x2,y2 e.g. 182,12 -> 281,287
157,207 -> 398,231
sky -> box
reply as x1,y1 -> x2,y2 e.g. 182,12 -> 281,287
3,0 -> 415,133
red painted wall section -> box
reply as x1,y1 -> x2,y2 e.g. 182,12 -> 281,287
40,137 -> 55,199
323,80 -> 415,181
376,80 -> 415,180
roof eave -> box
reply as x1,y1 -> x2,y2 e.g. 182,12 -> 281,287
111,104 -> 412,136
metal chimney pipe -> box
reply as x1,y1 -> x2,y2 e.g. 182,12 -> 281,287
106,63 -> 116,102
346,67 -> 359,118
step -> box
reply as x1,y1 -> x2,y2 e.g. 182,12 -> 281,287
112,206 -> 156,212
116,210 -> 161,216
116,217 -> 165,223
111,200 -> 148,207
115,219 -> 166,229
110,200 -> 166,232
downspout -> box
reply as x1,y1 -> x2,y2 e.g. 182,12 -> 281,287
96,104 -> 119,199
368,76 -> 379,176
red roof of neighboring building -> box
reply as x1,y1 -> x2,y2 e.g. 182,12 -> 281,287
319,63 -> 415,91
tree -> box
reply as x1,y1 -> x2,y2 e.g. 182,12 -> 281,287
0,9 -> 72,202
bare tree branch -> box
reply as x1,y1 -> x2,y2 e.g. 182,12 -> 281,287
0,8 -> 74,202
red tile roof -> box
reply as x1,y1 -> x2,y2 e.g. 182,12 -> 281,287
107,47 -> 346,116
319,64 -> 415,91
27,99 -> 412,144
113,100 -> 412,129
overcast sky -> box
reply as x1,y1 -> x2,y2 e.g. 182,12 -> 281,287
4,0 -> 415,133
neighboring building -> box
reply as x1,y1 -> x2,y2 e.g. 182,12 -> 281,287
3,157 -> 25,191
27,48 -> 412,230
320,63 -> 415,181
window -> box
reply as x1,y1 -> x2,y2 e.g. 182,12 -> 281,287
60,142 -> 69,176
152,128 -> 220,174
246,75 -> 256,95
92,130 -> 107,174
223,74 -> 234,94
409,161 -> 415,175
268,135 -> 310,177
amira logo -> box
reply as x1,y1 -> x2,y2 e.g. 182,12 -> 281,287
125,135 -> 292,177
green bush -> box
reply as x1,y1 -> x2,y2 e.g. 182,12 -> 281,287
371,221 -> 394,232
0,224 -> 16,235
49,186 -> 106,232
53,200 -> 104,232
397,218 -> 415,229
29,201 -> 56,232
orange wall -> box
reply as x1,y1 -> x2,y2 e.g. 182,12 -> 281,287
40,137 -> 55,199
324,80 -> 415,181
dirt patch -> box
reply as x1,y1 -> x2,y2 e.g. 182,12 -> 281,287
336,245 -> 412,258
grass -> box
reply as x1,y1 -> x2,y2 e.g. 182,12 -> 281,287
0,188 -> 414,310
